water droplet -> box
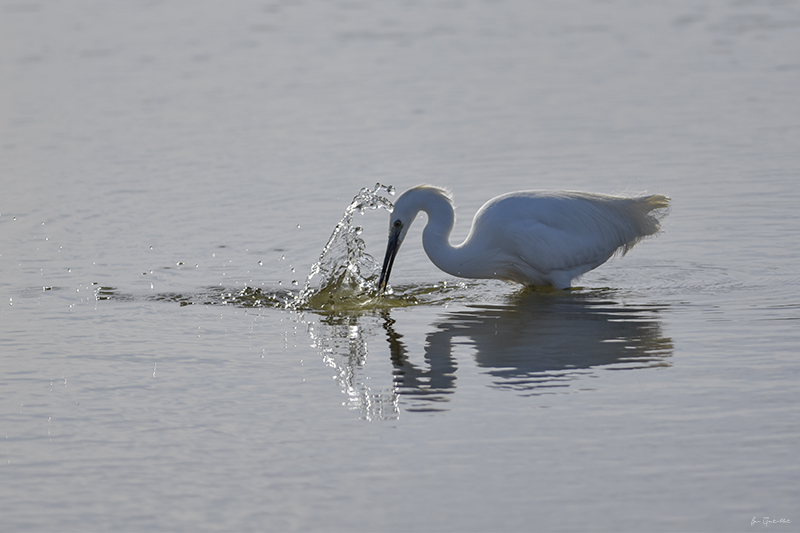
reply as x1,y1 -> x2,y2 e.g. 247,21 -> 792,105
291,280 -> 299,286
296,224 -> 301,229
387,185 -> 396,195
258,260 -> 263,266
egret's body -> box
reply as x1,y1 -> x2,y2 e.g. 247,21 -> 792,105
378,185 -> 669,291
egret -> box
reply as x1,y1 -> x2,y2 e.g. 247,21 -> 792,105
378,185 -> 669,292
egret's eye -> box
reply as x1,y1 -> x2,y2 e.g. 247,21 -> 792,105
394,220 -> 402,228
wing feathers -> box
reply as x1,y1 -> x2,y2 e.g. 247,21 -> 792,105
469,191 -> 669,279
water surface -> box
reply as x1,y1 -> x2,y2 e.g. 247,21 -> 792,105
2,1 -> 799,531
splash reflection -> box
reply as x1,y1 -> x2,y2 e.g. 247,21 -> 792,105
306,313 -> 400,421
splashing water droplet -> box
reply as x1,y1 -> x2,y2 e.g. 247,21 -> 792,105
294,184 -> 395,309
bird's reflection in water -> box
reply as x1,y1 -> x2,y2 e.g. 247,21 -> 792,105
386,290 -> 672,412
308,290 -> 673,419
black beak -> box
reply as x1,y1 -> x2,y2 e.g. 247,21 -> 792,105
378,225 -> 402,294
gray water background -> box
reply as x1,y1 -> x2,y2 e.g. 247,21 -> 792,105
2,1 -> 799,531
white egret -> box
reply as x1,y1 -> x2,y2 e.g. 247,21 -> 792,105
378,185 -> 669,292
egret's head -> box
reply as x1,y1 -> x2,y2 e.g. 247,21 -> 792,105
377,185 -> 451,294
377,201 -> 414,294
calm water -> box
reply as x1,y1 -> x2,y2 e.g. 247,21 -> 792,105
2,1 -> 799,531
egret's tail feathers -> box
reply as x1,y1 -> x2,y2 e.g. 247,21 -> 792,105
613,194 -> 670,256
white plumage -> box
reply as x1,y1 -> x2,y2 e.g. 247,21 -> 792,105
378,185 -> 669,291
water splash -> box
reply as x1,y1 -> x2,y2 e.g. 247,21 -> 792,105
94,184 -> 427,311
296,183 -> 397,311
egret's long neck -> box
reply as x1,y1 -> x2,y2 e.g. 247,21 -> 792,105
418,194 -> 466,277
